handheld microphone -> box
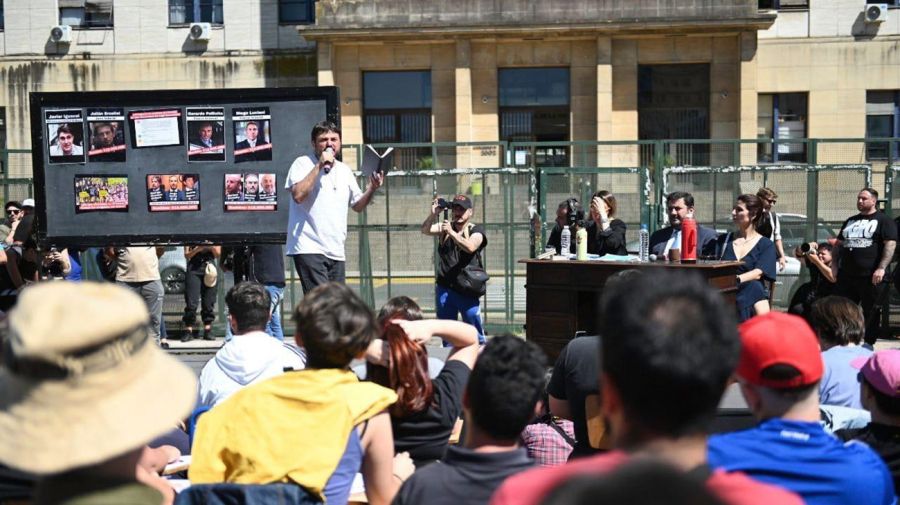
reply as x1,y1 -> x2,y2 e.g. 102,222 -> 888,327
323,147 -> 334,174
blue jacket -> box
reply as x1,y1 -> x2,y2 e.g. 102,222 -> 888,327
708,418 -> 895,505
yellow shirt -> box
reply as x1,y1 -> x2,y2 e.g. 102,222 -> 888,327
190,368 -> 396,499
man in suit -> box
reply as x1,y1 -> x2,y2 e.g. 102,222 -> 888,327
650,191 -> 719,260
235,121 -> 271,162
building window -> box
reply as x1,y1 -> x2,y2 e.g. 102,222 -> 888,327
363,71 -> 432,172
758,93 -> 808,163
0,2 -> 4,30
499,68 -> 570,167
759,0 -> 810,9
866,91 -> 900,160
867,0 -> 900,5
168,0 -> 223,25
279,0 -> 315,24
59,0 -> 114,28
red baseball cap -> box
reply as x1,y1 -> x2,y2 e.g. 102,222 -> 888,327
852,350 -> 900,399
736,312 -> 823,389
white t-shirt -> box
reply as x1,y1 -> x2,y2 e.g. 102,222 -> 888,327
285,154 -> 363,260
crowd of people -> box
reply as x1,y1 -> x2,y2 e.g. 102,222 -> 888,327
4,118 -> 900,505
5,268 -> 900,504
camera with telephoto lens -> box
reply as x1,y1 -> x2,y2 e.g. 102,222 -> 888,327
800,242 -> 818,254
436,198 -> 452,210
565,198 -> 585,227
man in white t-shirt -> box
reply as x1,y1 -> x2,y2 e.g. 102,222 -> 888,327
285,121 -> 383,293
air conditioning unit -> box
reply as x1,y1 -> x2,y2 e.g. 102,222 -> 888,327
865,3 -> 888,23
189,22 -> 212,41
50,25 -> 72,44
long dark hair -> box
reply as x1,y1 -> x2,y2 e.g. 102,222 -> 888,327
737,194 -> 765,229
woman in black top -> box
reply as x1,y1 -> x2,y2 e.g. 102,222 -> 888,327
365,297 -> 479,467
588,190 -> 627,257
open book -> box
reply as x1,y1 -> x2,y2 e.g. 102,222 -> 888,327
361,145 -> 394,178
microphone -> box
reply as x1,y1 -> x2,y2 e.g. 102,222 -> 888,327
323,147 -> 334,174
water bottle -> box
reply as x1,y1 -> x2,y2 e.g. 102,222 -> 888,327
680,211 -> 698,263
560,225 -> 571,257
576,225 -> 588,260
639,224 -> 650,262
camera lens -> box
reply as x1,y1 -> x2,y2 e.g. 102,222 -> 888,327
800,243 -> 811,253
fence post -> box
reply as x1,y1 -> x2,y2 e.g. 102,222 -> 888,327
805,140 -> 819,246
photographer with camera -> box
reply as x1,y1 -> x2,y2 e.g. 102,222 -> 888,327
546,199 -> 584,255
788,241 -> 837,320
422,194 -> 488,344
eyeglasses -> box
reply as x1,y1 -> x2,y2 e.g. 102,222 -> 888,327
6,210 -> 20,215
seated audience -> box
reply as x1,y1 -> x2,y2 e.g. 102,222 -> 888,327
0,282 -> 196,504
190,283 -> 413,505
520,371 -> 575,467
708,312 -> 894,505
365,308 -> 479,466
810,295 -> 871,409
491,271 -> 802,505
393,335 -> 545,504
196,282 -> 305,409
836,350 -> 900,492
546,269 -> 640,460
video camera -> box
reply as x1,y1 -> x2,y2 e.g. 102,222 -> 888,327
436,198 -> 452,211
564,198 -> 585,227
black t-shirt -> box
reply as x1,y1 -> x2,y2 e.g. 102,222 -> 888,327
547,335 -> 601,459
392,445 -> 533,505
12,214 -> 35,249
249,245 -> 286,286
436,224 -> 487,289
837,211 -> 898,277
392,360 -> 471,464
836,423 -> 900,492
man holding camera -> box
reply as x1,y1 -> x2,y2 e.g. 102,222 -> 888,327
422,194 -> 488,344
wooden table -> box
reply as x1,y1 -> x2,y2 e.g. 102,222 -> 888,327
520,259 -> 743,361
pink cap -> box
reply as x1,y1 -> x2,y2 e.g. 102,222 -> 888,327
852,350 -> 900,398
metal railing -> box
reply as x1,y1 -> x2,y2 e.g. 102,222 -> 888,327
3,138 -> 898,334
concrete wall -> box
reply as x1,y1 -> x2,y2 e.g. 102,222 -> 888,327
312,0 -> 764,30
326,33 -> 747,169
1,0 -> 313,56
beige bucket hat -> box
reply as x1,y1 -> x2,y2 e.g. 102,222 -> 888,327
0,282 -> 197,475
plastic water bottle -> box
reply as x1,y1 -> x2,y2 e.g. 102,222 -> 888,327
639,224 -> 650,262
576,226 -> 588,260
560,225 -> 571,257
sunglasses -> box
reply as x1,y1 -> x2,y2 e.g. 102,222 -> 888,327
6,209 -> 20,215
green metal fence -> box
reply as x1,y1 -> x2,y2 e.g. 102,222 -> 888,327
3,138 -> 900,335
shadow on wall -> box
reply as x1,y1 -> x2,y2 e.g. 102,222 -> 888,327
851,11 -> 882,40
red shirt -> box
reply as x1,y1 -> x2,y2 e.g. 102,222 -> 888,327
490,450 -> 803,505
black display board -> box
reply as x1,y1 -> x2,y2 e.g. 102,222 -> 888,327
30,87 -> 339,246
